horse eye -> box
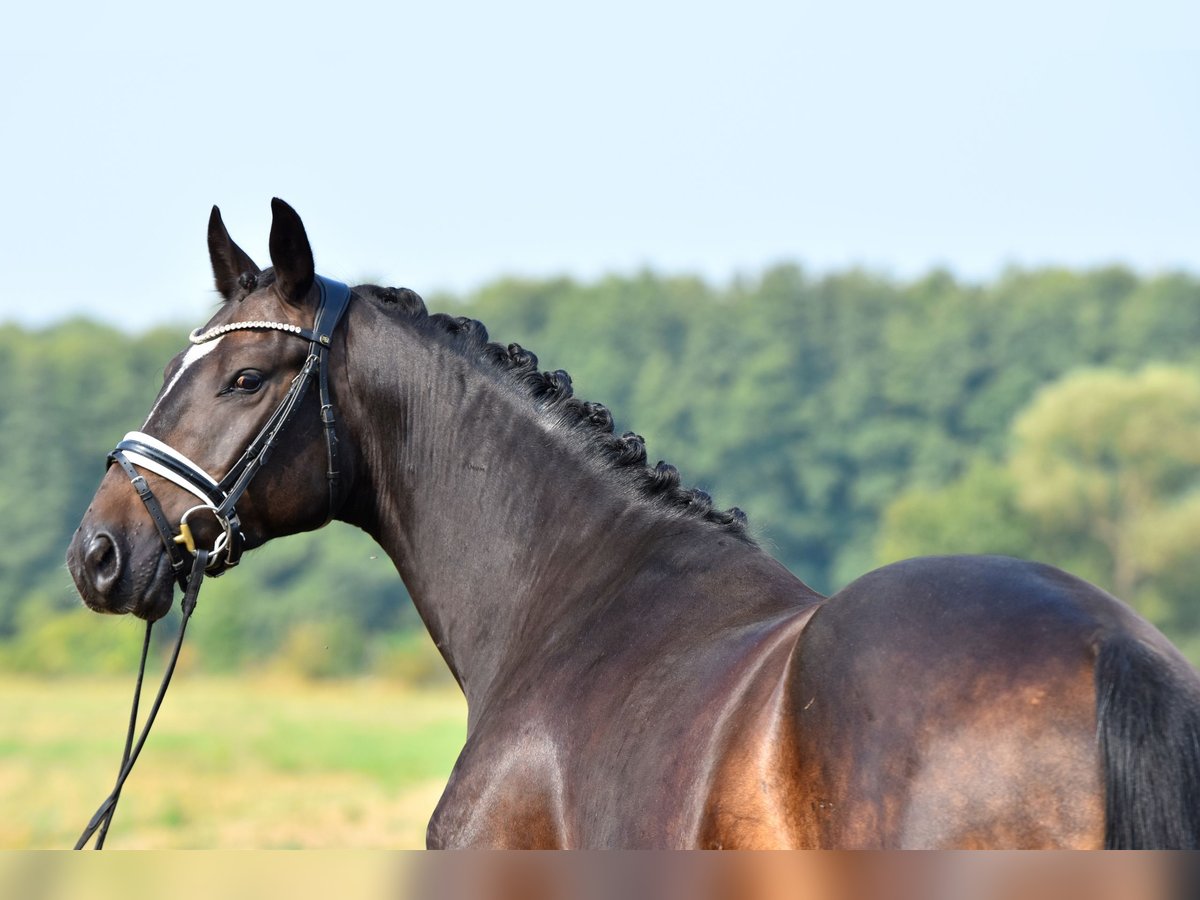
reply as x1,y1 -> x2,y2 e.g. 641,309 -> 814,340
234,371 -> 263,393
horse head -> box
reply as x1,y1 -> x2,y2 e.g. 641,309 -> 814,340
67,199 -> 353,620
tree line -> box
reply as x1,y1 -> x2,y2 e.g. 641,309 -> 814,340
2,263 -> 1198,674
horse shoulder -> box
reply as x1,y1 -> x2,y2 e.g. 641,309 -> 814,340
691,598 -> 825,849
429,560 -> 825,849
426,709 -> 569,849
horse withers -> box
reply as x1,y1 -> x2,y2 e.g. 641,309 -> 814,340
68,200 -> 1200,848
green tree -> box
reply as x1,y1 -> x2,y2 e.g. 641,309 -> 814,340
1011,366 -> 1200,605
876,460 -> 1035,564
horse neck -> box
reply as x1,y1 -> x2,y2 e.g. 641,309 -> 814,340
338,307 -> 732,708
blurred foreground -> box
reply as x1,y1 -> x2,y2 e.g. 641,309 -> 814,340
0,850 -> 1193,900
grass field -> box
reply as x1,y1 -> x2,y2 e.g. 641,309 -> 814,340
0,675 -> 466,848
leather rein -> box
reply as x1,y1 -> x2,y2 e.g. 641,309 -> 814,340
75,275 -> 352,849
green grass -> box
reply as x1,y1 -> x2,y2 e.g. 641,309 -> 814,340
0,675 -> 466,848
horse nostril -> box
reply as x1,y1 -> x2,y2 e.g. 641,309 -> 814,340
85,532 -> 121,595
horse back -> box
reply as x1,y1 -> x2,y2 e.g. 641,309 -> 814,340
782,554 -> 1177,848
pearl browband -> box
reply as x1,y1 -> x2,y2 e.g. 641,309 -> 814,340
190,320 -> 307,344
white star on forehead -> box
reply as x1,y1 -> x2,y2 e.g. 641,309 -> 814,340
142,337 -> 225,426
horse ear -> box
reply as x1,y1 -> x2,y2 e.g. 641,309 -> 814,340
207,206 -> 261,302
268,198 -> 315,308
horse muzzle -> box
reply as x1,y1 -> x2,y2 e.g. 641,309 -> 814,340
67,506 -> 177,621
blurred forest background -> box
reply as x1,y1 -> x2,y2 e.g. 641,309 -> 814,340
4,262 -> 1200,674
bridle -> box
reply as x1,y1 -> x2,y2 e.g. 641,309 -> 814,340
109,275 -> 353,585
75,274 -> 352,849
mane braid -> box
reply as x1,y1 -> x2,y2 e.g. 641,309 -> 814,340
360,284 -> 751,536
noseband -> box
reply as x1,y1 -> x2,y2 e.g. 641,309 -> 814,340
108,275 -> 352,586
76,275 -> 351,849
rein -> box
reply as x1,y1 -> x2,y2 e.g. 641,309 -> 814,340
75,276 -> 352,849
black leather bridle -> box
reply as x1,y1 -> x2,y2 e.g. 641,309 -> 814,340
109,275 -> 353,585
76,275 -> 352,849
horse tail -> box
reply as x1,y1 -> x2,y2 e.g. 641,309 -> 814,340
1096,632 -> 1200,848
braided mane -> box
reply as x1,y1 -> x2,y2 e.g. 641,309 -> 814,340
362,285 -> 750,536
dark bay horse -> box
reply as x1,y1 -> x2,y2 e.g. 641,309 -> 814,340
68,200 -> 1200,848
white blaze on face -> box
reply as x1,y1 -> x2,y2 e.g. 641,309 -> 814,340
142,337 -> 225,427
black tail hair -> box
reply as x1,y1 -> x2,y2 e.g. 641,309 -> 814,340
1096,633 -> 1200,848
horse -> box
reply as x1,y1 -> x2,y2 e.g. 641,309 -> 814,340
67,199 -> 1200,849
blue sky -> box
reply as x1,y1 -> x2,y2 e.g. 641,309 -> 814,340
1,1 -> 1196,328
